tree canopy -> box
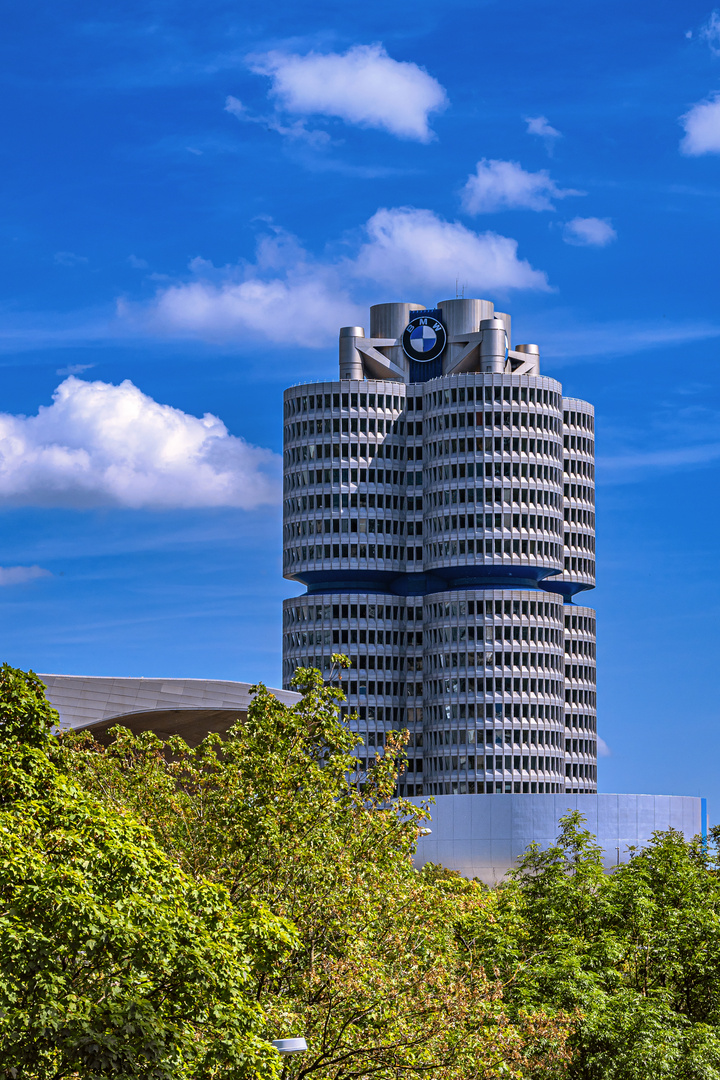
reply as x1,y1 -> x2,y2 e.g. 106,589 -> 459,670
3,660 -> 717,1080
0,663 -> 291,1080
55,665 -> 573,1080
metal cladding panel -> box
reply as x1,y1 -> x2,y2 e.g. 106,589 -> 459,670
409,793 -> 703,883
469,794 -> 494,839
617,794 -> 641,838
594,792 -> 621,839
41,674 -> 300,731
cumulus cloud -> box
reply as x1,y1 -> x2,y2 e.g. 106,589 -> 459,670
0,565 -> 51,586
461,159 -> 580,213
129,209 -> 549,345
138,229 -> 364,345
525,115 -> 561,140
0,376 -> 280,509
352,207 -> 550,293
146,274 -> 361,345
563,216 -> 617,247
247,44 -> 448,141
680,93 -> 720,154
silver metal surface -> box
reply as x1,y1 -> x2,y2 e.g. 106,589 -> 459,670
338,327 -> 365,380
493,311 -> 512,348
411,793 -> 703,884
437,298 -> 494,373
478,317 -> 508,373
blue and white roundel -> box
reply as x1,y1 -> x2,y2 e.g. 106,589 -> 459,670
409,323 -> 438,352
401,314 -> 447,363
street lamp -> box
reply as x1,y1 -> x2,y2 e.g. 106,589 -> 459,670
272,1038 -> 308,1055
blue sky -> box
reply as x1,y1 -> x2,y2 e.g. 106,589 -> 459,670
2,0 -> 720,813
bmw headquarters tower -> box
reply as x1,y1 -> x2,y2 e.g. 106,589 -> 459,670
281,298 -> 702,879
282,299 -> 597,797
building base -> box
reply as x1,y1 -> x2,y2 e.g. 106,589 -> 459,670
410,793 -> 705,884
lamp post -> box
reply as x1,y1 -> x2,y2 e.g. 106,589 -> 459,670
272,1038 -> 308,1055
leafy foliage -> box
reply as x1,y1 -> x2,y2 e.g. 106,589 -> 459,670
466,812 -> 720,1079
0,664 -> 288,1080
57,665 -> 574,1080
13,659 -> 720,1080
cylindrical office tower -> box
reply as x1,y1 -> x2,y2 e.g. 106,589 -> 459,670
282,299 -> 597,795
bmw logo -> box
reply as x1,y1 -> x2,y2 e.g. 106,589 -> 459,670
401,314 -> 447,363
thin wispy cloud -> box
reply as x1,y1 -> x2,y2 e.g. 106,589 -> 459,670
0,565 -> 52,586
599,442 -> 720,476
245,44 -> 448,142
0,376 -> 280,509
563,217 -> 617,247
597,736 -> 612,758
525,115 -> 562,153
224,94 -> 332,147
534,313 -> 720,362
56,362 -> 95,376
54,251 -> 89,267
525,115 -> 561,139
461,159 -> 581,213
680,93 -> 720,155
700,10 -> 720,55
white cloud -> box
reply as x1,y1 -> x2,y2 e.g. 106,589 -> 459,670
680,93 -> 720,155
146,274 -> 361,345
597,736 -> 612,758
247,44 -> 448,142
54,252 -> 89,267
599,441 -> 720,474
0,376 -> 280,509
56,363 -> 94,376
700,11 -> 720,54
562,216 -> 617,247
532,312 -> 720,362
525,115 -> 561,140
130,209 -> 549,345
352,207 -> 550,293
224,94 -> 331,147
140,228 -> 363,345
461,159 -> 580,213
0,565 -> 51,586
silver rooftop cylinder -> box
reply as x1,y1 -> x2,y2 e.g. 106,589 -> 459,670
369,302 -> 424,379
437,298 -> 495,373
369,302 -> 424,339
493,311 -> 512,348
479,317 -> 508,373
515,342 -> 540,374
339,326 -> 365,380
436,298 -> 495,337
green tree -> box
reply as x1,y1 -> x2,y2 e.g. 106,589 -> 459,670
466,811 -> 720,1080
58,664 -> 573,1080
0,663 -> 291,1080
